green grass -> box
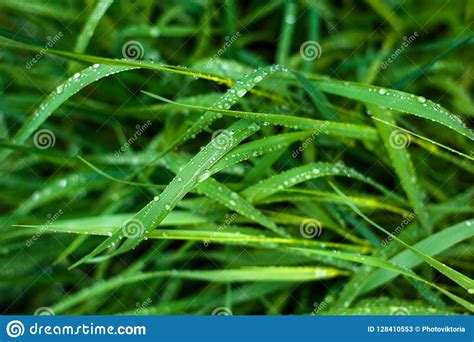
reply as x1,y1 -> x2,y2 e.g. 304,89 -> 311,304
0,0 -> 473,315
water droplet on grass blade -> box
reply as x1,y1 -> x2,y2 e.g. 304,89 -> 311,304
197,170 -> 211,183
417,96 -> 426,103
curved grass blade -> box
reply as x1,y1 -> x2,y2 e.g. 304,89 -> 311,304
361,219 -> 474,293
143,92 -> 379,141
12,172 -> 123,217
2,32 -> 472,141
311,77 -> 474,140
18,210 -> 208,229
262,190 -> 410,216
76,120 -> 258,264
372,116 -> 473,160
73,66 -> 292,265
370,105 -> 431,231
197,178 -> 288,236
162,152 -> 287,236
52,266 -> 349,313
0,64 -> 137,162
73,0 -> 114,55
293,72 -> 339,121
240,162 -> 403,203
290,246 -> 473,311
17,215 -> 371,253
330,183 -> 474,293
209,131 -> 312,174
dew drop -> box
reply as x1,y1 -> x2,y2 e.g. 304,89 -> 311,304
197,170 -> 211,183
56,85 -> 64,94
285,14 -> 296,24
417,96 -> 426,103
